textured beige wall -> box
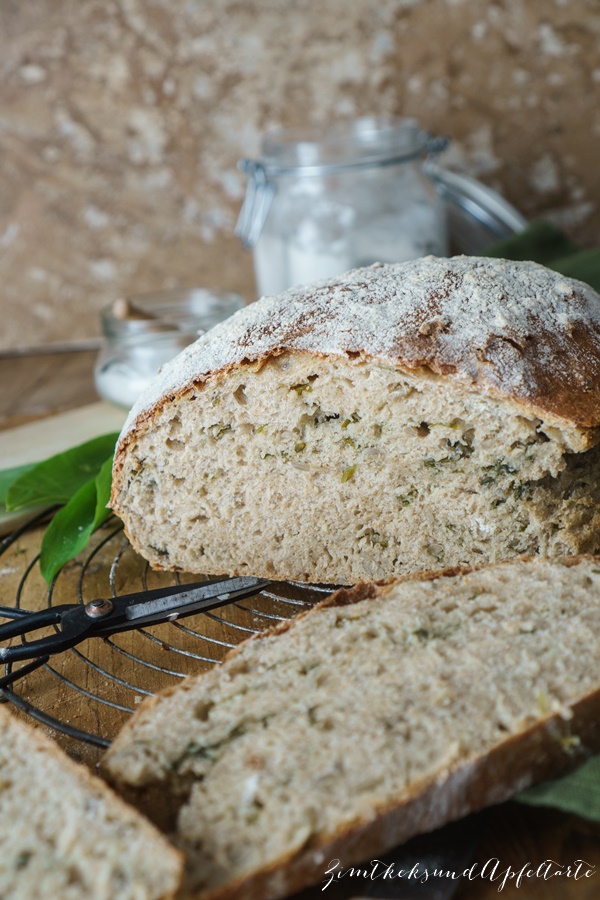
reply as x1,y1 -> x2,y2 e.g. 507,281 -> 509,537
0,0 -> 599,350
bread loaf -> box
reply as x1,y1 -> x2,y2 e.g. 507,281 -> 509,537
111,256 -> 600,584
0,705 -> 183,899
104,555 -> 600,900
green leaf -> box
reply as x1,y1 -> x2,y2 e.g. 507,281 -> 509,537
483,220 -> 600,293
93,456 -> 114,524
0,463 -> 37,506
483,220 -> 579,266
39,457 -> 114,585
517,755 -> 600,822
6,433 -> 119,511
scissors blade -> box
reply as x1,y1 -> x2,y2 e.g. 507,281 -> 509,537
116,576 -> 271,628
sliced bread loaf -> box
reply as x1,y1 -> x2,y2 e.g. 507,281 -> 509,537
104,555 -> 600,900
0,706 -> 183,899
111,256 -> 600,584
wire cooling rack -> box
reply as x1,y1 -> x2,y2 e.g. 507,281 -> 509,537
0,513 -> 333,750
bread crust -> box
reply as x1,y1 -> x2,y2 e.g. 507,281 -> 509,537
105,556 -> 600,900
111,257 -> 600,511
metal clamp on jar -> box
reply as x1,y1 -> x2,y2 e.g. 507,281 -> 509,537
236,116 -> 449,297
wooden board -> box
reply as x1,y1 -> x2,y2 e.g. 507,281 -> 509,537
0,401 -> 126,468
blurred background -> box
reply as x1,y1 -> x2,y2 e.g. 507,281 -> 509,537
1,0 -> 599,351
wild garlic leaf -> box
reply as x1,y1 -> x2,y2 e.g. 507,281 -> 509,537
93,456 -> 114,525
517,754 -> 600,821
39,457 -> 114,585
6,433 -> 119,511
0,463 -> 37,506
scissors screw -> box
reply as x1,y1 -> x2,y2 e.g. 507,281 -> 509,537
85,598 -> 114,619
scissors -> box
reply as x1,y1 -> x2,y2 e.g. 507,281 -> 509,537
0,575 -> 270,690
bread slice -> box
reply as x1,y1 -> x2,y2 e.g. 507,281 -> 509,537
104,555 -> 600,900
111,256 -> 600,584
0,706 -> 183,899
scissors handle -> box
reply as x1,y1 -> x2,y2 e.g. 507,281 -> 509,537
0,607 -> 66,644
0,655 -> 50,691
0,605 -> 89,663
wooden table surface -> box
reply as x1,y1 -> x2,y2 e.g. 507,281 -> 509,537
0,347 -> 599,899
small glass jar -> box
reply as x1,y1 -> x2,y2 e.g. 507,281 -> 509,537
236,117 -> 448,297
94,288 -> 244,409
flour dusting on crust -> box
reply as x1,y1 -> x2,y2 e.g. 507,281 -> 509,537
120,256 -> 600,442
